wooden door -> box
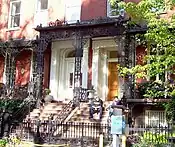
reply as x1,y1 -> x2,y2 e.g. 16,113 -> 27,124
107,62 -> 118,101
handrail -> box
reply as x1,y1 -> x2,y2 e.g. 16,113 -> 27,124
54,100 -> 74,122
54,87 -> 88,122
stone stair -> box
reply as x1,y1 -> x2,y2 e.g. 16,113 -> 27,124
10,100 -> 113,144
69,101 -> 112,123
24,101 -> 68,121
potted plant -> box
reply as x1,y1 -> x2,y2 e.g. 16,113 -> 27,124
44,88 -> 54,103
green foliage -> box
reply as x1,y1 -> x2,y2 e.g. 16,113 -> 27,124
44,88 -> 51,95
113,0 -> 175,81
0,99 -> 24,112
111,0 -> 175,121
133,131 -> 175,147
164,97 -> 175,122
142,132 -> 168,144
0,139 -> 8,147
137,81 -> 165,98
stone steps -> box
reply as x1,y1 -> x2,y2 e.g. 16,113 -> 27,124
25,102 -> 66,121
68,101 -> 112,123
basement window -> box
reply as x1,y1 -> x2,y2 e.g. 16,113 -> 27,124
145,110 -> 167,127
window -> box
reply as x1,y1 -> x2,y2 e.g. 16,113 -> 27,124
65,0 -> 81,23
37,0 -> 48,11
9,0 -> 21,28
34,0 -> 48,27
107,0 -> 124,17
145,110 -> 167,127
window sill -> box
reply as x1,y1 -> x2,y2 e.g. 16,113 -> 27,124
6,27 -> 20,32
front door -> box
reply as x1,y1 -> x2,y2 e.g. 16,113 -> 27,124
107,62 -> 119,101
65,58 -> 75,99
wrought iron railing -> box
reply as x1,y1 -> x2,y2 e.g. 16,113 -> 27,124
11,120 -> 110,146
54,100 -> 75,122
53,87 -> 88,123
10,120 -> 175,146
73,87 -> 88,103
128,124 -> 175,146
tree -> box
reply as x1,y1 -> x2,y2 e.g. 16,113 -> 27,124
110,0 -> 175,122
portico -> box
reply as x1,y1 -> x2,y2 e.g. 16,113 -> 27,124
35,18 -> 133,103
48,36 -> 126,101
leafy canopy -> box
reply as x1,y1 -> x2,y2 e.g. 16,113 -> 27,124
110,0 -> 175,91
110,0 -> 175,121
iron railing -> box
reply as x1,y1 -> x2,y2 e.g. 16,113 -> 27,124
54,100 -> 74,122
10,120 -> 175,147
11,120 -> 111,146
128,124 -> 175,146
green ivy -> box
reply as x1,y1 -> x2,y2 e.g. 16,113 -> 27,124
137,81 -> 166,98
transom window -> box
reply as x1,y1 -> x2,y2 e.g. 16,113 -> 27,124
9,0 -> 21,28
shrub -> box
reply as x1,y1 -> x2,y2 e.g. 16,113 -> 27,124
0,139 -> 8,147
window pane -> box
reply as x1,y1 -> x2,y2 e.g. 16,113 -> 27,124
11,15 -> 20,27
11,1 -> 21,15
10,16 -> 15,28
40,0 -> 48,10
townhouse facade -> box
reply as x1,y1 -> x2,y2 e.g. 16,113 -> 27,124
0,0 -> 171,127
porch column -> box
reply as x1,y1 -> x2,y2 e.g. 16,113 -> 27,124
88,39 -> 93,88
125,34 -> 136,99
49,43 -> 59,99
73,30 -> 88,104
92,47 -> 100,92
81,40 -> 89,88
36,38 -> 47,101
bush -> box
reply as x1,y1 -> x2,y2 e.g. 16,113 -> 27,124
142,132 -> 168,144
0,139 -> 8,147
127,131 -> 175,147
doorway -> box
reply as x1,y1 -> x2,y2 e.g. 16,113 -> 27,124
63,50 -> 76,99
107,62 -> 119,101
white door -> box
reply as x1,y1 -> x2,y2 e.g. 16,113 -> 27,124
64,58 -> 75,99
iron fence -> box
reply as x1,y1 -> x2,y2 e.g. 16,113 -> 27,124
128,124 -> 175,146
10,120 -> 111,146
10,120 -> 175,147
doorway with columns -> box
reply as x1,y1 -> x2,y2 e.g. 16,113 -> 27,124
91,37 -> 122,102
